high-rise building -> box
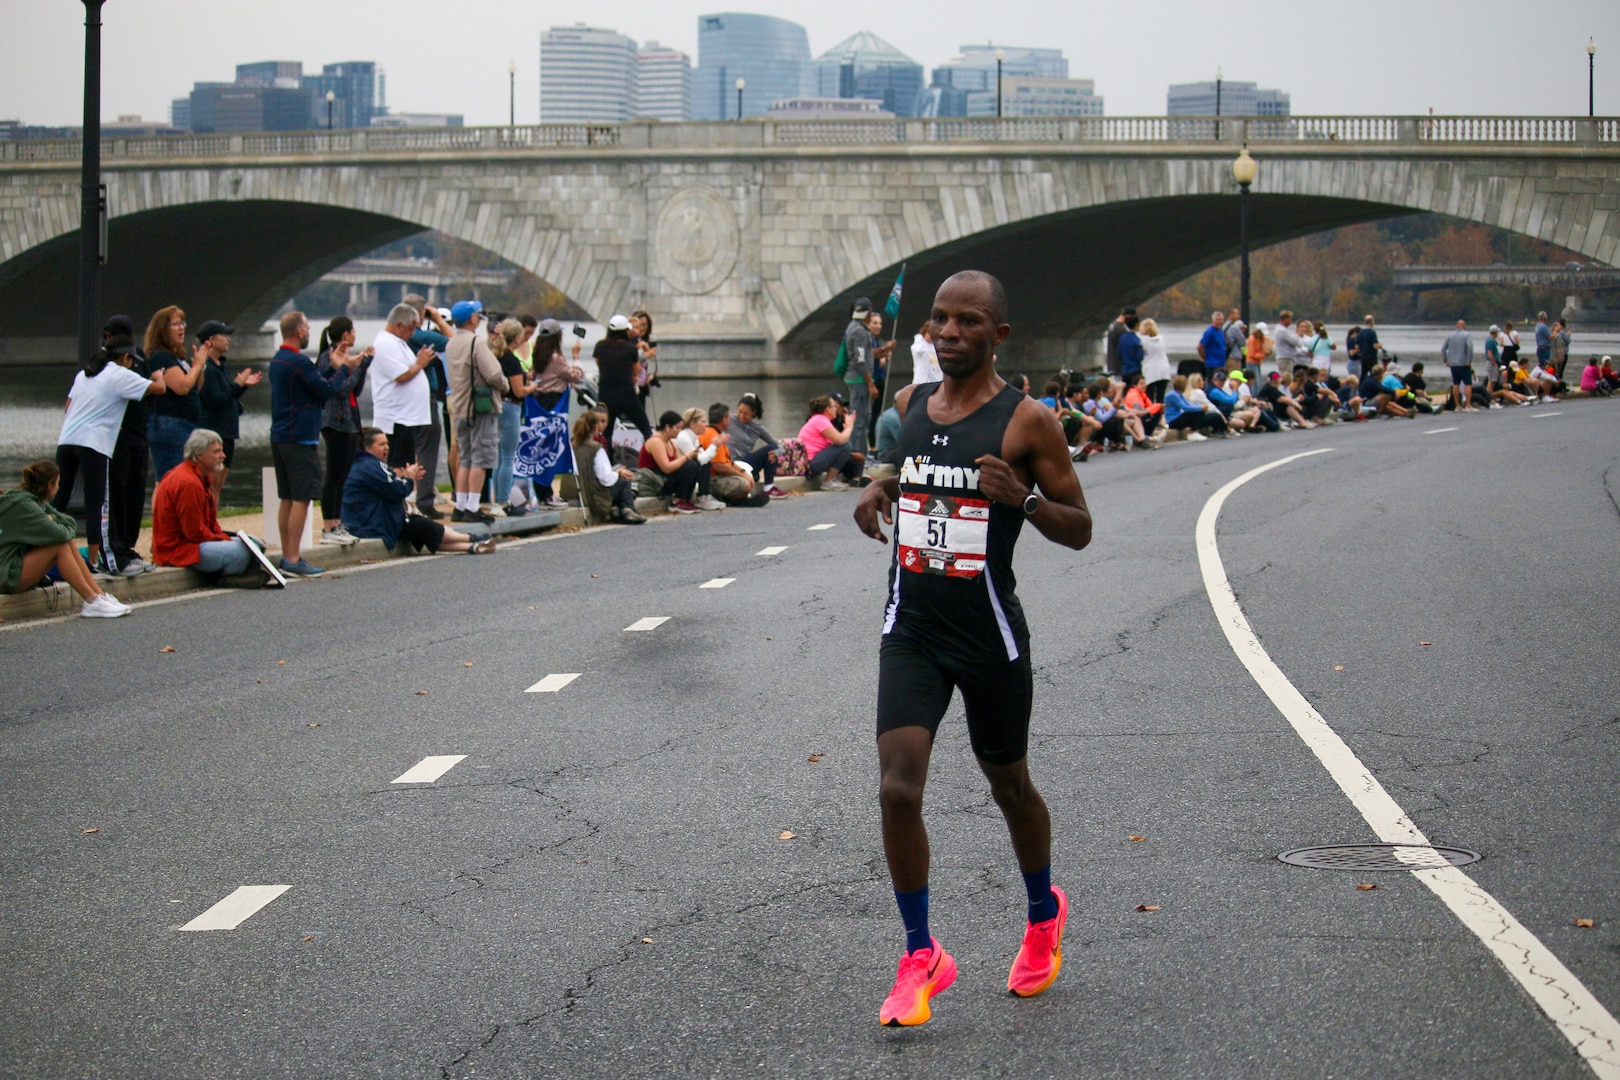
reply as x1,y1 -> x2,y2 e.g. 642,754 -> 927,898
541,24 -> 639,123
234,61 -> 303,88
919,45 -> 1069,117
692,13 -> 812,121
188,82 -> 309,133
170,97 -> 191,131
1167,80 -> 1290,116
965,76 -> 1104,118
304,61 -> 379,129
811,31 -> 923,118
636,42 -> 691,121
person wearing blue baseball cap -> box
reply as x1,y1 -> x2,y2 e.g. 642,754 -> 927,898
444,300 -> 505,523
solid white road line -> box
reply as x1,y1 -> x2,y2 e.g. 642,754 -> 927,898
624,616 -> 670,632
178,885 -> 290,931
391,755 -> 468,784
1197,449 -> 1620,1079
526,673 -> 581,693
1532,411 -> 1564,418
1424,427 -> 1458,434
807,524 -> 837,531
756,546 -> 789,556
699,578 -> 735,589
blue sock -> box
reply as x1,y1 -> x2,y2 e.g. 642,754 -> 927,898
1022,864 -> 1058,924
894,886 -> 931,954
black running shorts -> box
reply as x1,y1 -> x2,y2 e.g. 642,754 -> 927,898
876,633 -> 1034,766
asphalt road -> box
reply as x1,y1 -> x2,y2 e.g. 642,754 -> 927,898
2,401 -> 1617,1079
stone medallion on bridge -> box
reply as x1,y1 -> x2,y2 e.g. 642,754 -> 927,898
654,186 -> 739,295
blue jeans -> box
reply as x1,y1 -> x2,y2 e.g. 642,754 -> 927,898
148,414 -> 196,482
194,539 -> 251,576
495,401 -> 531,506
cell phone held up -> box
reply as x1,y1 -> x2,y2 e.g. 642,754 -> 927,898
572,325 -> 587,339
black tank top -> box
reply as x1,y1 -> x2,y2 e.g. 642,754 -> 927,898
883,381 -> 1028,662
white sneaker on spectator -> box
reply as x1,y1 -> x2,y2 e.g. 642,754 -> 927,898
319,529 -> 346,546
81,593 -> 131,618
824,479 -> 850,491
695,494 -> 726,511
545,496 -> 569,509
1186,431 -> 1209,442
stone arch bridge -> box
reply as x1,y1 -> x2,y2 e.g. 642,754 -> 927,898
1,115 -> 1616,371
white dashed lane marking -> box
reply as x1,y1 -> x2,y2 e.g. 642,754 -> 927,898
756,546 -> 789,556
178,885 -> 290,931
1532,411 -> 1564,418
699,578 -> 735,589
624,616 -> 670,632
807,524 -> 837,531
1424,427 -> 1458,434
526,673 -> 581,693
391,755 -> 467,784
1199,449 -> 1620,1078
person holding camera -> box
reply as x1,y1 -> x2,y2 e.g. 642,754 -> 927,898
445,301 -> 506,524
343,428 -> 494,555
631,310 -> 660,411
595,314 -> 653,444
799,394 -> 865,491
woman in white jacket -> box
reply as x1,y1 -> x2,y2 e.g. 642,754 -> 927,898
1139,317 -> 1175,402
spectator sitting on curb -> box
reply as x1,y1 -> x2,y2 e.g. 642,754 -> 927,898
1206,369 -> 1256,434
874,405 -> 902,465
343,427 -> 494,555
1039,377 -> 1087,448
572,411 -> 645,524
1357,365 -> 1411,418
1527,359 -> 1562,401
1260,371 -> 1318,427
798,394 -> 864,491
1082,378 -> 1130,449
701,403 -> 765,505
1121,373 -> 1165,446
0,461 -> 131,616
1401,362 -> 1443,414
727,393 -> 786,498
674,408 -> 728,511
641,410 -> 717,514
1163,375 -> 1226,440
1582,356 -> 1614,396
151,428 -> 257,579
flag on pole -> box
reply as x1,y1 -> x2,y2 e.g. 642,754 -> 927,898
884,263 -> 905,320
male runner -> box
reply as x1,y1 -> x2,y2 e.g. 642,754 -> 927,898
854,271 -> 1093,1027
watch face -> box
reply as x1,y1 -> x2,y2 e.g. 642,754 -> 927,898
1023,493 -> 1039,515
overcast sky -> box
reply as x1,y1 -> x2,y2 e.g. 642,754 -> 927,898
3,0 -> 1616,126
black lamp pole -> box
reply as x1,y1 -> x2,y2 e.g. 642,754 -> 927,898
1215,66 -> 1223,141
735,78 -> 745,120
1239,180 -> 1251,332
996,53 -> 1004,118
78,0 -> 106,366
1590,39 -> 1597,118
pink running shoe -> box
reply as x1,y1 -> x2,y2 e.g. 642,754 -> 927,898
879,937 -> 958,1026
1007,884 -> 1068,997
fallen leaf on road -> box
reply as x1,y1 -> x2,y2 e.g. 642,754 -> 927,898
82,828 -> 99,834
307,722 -> 321,728
641,937 -> 654,944
528,606 -> 535,610
590,574 -> 598,579
256,679 -> 263,684
1135,904 -> 1160,912
1129,836 -> 1145,842
779,831 -> 797,840
1419,642 -> 1431,647
1576,918 -> 1595,928
1357,883 -> 1378,891
807,754 -> 823,763
277,659 -> 286,665
303,935 -> 313,942
160,646 -> 175,653
1334,665 -> 1345,671
416,690 -> 429,696
463,662 -> 474,667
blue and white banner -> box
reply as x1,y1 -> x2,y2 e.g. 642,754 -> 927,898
514,389 -> 574,484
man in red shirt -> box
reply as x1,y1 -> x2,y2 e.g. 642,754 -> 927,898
151,428 -> 253,575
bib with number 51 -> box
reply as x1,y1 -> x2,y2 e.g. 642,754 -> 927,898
897,493 -> 990,578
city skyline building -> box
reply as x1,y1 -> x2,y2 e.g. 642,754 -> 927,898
964,75 -> 1104,118
811,31 -> 923,118
635,41 -> 692,121
692,12 -> 812,121
303,61 -> 379,130
767,96 -> 893,119
919,44 -> 1070,117
1167,79 -> 1290,116
540,24 -> 639,123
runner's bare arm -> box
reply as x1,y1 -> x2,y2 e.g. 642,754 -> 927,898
976,399 -> 1091,550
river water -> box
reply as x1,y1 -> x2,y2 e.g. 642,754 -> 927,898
7,321 -> 1616,508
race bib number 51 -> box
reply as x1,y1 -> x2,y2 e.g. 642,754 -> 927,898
897,493 -> 990,577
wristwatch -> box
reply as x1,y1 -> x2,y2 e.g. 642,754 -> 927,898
1021,491 -> 1039,517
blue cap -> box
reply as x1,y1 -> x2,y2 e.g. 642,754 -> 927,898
450,300 -> 484,325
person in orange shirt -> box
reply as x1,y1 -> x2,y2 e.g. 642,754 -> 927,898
1247,323 -> 1274,375
1120,373 -> 1164,447
151,428 -> 253,576
699,402 -> 760,504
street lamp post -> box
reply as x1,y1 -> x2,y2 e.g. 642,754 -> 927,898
735,77 -> 745,120
995,48 -> 1005,119
1215,66 -> 1223,140
325,89 -> 335,130
1590,38 -> 1598,118
508,59 -> 516,126
1232,147 -> 1258,336
78,0 -> 106,366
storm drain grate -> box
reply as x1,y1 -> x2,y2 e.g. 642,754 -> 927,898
1278,843 -> 1483,871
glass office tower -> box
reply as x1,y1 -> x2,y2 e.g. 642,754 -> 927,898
692,13 -> 812,120
811,31 -> 924,118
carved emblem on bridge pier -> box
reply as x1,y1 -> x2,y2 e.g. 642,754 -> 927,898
654,185 -> 739,295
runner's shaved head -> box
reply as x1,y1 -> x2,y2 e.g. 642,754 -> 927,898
939,271 -> 1009,325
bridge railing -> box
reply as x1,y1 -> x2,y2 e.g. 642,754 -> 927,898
3,116 -> 1614,161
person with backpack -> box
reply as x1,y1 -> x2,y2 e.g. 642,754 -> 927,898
839,298 -> 878,455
